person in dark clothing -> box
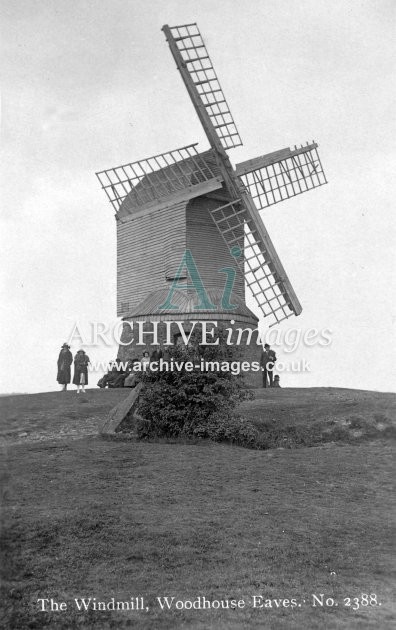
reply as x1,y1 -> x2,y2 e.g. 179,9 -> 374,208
57,343 -> 73,390
111,360 -> 128,388
73,350 -> 90,393
97,361 -> 118,388
150,347 -> 163,362
260,343 -> 277,388
97,359 -> 129,388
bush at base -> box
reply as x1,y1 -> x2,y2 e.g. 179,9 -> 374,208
134,330 -> 253,441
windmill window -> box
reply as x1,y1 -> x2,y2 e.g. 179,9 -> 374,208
165,274 -> 187,282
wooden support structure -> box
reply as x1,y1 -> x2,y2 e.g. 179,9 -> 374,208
100,383 -> 144,437
235,143 -> 319,176
162,23 -> 242,150
236,143 -> 327,211
211,201 -> 300,325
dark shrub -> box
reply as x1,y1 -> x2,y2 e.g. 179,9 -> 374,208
135,329 -> 253,440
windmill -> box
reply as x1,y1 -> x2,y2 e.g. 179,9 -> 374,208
96,22 -> 327,385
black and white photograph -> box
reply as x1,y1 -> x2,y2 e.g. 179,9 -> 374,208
1,0 -> 395,628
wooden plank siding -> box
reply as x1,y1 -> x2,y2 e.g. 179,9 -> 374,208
117,195 -> 246,318
186,197 -> 245,299
117,201 -> 187,316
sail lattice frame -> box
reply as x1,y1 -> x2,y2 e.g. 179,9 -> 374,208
210,201 -> 297,326
238,143 -> 327,211
165,23 -> 242,150
96,144 -> 220,212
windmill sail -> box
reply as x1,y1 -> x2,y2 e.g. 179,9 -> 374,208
162,22 -> 313,324
162,23 -> 242,151
236,142 -> 327,210
96,23 -> 328,328
96,144 -> 222,216
210,198 -> 302,326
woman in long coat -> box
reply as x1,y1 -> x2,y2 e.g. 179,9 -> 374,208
73,349 -> 90,393
57,343 -> 73,390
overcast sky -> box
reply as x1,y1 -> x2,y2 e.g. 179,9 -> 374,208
1,0 -> 395,394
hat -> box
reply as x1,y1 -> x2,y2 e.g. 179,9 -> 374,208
264,343 -> 270,349
61,343 -> 70,349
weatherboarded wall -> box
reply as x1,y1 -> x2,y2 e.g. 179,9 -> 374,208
116,192 -> 263,386
117,201 -> 187,317
117,194 -> 245,318
186,196 -> 245,299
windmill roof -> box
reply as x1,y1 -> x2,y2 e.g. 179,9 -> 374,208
122,288 -> 258,323
119,149 -> 222,216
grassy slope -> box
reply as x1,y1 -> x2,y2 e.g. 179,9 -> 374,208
1,388 -> 395,629
241,386 -> 396,426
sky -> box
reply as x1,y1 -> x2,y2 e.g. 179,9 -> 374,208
1,0 -> 395,394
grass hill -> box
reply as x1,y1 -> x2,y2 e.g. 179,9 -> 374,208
1,388 -> 395,629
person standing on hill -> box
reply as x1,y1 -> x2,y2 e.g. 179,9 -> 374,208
73,349 -> 90,393
57,343 -> 73,391
260,343 -> 277,388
